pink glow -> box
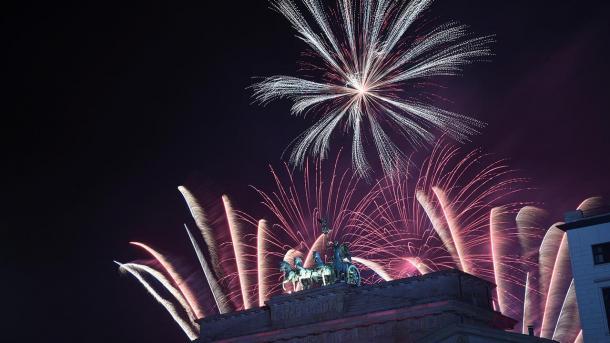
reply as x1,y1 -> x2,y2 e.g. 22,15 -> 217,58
184,224 -> 229,314
130,242 -> 205,318
223,195 -> 253,310
257,219 -> 270,306
116,262 -> 199,340
516,206 -> 548,259
119,142 -> 590,341
178,186 -> 222,279
432,187 -> 470,274
415,190 -> 463,271
552,279 -> 580,342
404,257 -> 432,275
577,196 -> 605,211
538,224 -> 564,297
541,233 -> 571,338
304,234 -> 326,268
489,206 -> 507,315
352,257 -> 393,281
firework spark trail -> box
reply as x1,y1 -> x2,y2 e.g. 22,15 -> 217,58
243,154 -> 400,285
184,224 -> 230,314
535,225 -> 567,332
541,233 -> 572,339
538,224 -> 564,297
404,257 -> 433,275
250,156 -> 363,263
257,219 -> 271,305
130,242 -> 205,319
522,272 -> 532,335
117,262 -> 198,325
349,141 -> 524,281
488,205 -> 527,327
119,148 -> 594,342
252,0 -> 493,176
342,141 -> 550,329
577,196 -> 605,213
115,262 -> 199,341
552,279 -> 580,343
222,195 -> 254,310
490,206 -> 509,315
415,190 -> 463,271
516,206 -> 548,259
283,248 -> 304,265
352,257 -> 393,281
304,234 -> 327,267
178,186 -> 223,280
432,187 -> 470,274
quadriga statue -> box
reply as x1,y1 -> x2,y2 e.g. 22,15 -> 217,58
279,240 -> 361,292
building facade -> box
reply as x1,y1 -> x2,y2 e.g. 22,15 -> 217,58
197,269 -> 555,342
559,211 -> 610,342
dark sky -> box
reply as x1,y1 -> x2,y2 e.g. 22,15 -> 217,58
5,0 -> 610,342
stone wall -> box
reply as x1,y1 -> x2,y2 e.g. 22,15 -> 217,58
198,269 -> 520,342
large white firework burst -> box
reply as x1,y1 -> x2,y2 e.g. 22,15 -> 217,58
252,0 -> 493,176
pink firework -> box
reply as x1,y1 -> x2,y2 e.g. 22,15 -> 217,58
237,153 -> 383,295
116,144 -> 588,342
345,143 -> 532,319
341,143 -> 583,341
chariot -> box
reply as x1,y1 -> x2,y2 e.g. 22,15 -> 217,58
280,219 -> 361,292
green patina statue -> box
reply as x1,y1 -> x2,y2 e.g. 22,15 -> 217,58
279,219 -> 361,292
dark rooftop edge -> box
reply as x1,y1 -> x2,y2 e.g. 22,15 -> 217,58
558,212 -> 610,231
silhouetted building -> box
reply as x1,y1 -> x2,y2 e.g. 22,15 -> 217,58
197,269 -> 555,342
560,210 -> 610,342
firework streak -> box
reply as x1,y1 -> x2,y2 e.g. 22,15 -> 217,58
117,143 -> 588,342
252,0 -> 492,176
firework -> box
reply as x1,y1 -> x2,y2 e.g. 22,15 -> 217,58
239,152 -> 384,290
252,0 -> 492,176
342,143 -> 530,291
117,145 -> 588,342
343,144 -> 583,341
115,261 -> 200,341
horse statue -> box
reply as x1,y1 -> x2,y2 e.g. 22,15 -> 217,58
279,217 -> 362,292
313,251 -> 334,286
280,260 -> 299,291
331,241 -> 361,286
280,243 -> 361,292
294,257 -> 316,290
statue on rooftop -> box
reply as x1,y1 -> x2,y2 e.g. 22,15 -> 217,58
279,219 -> 361,292
280,260 -> 299,292
331,240 -> 361,287
313,251 -> 334,286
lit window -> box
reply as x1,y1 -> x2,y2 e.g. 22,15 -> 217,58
592,242 -> 610,265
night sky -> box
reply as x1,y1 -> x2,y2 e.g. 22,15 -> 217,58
6,1 -> 610,342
